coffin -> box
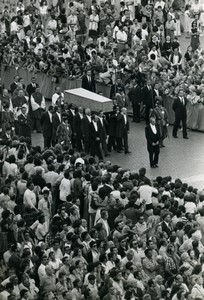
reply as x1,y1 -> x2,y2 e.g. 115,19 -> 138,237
64,88 -> 113,113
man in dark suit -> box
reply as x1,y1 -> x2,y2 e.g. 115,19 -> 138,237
81,70 -> 96,92
52,106 -> 62,145
153,82 -> 163,102
18,104 -> 32,139
172,89 -> 188,139
107,107 -> 118,152
73,106 -> 84,151
41,105 -> 54,148
67,103 -> 76,148
142,80 -> 154,125
128,79 -> 142,123
89,114 -> 103,160
10,75 -> 19,95
81,108 -> 92,153
161,213 -> 172,237
145,116 -> 160,168
98,111 -> 109,157
116,107 -> 131,154
26,77 -> 37,98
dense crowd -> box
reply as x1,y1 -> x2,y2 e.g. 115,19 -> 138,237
0,121 -> 204,300
0,0 -> 204,300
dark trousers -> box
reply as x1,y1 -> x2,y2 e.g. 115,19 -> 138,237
145,106 -> 152,125
132,103 -> 141,122
116,137 -> 123,151
76,136 -> 83,151
44,135 -> 52,149
123,132 -> 129,152
91,141 -> 103,160
107,136 -> 116,151
84,137 -> 90,154
172,116 -> 187,137
148,145 -> 160,167
71,134 -> 75,149
101,138 -> 108,155
32,118 -> 41,132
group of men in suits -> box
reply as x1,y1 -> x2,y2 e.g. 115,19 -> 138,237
40,102 -> 131,159
144,87 -> 188,168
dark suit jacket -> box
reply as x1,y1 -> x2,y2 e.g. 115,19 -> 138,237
10,82 -> 18,95
73,113 -> 83,137
41,111 -> 53,138
107,112 -> 117,136
26,83 -> 37,98
89,121 -> 102,145
81,75 -> 96,92
161,221 -> 172,236
52,113 -> 61,140
172,97 -> 187,118
81,116 -> 91,139
153,89 -> 163,101
98,117 -> 108,141
67,109 -> 75,130
128,85 -> 142,105
145,124 -> 160,151
142,86 -> 154,108
116,114 -> 129,138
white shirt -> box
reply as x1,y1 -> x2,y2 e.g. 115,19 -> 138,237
154,0 -> 165,9
56,112 -> 61,123
52,93 -> 64,106
70,109 -> 75,116
38,264 -> 46,281
48,111 -> 52,123
59,178 -> 71,201
0,290 -> 10,300
138,184 -> 158,205
93,121 -> 98,132
87,115 -> 92,123
180,97 -> 185,105
79,113 -> 83,119
23,15 -> 31,27
150,124 -> 157,134
35,223 -> 47,240
23,189 -> 37,209
116,30 -> 128,43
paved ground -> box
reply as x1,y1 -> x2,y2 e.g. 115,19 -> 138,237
27,32 -> 204,190
32,120 -> 204,189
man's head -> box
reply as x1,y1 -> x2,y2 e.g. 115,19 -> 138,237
18,89 -> 24,97
150,116 -> 156,125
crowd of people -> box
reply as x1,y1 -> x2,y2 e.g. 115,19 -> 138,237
0,115 -> 204,300
0,0 -> 204,300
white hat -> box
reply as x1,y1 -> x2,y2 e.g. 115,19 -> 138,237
42,186 -> 50,193
75,158 -> 85,165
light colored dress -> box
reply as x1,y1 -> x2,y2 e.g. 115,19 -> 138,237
184,9 -> 192,33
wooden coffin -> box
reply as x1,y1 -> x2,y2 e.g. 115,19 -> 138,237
64,88 -> 113,113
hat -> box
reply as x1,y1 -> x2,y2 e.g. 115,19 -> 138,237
75,158 -> 85,165
42,186 -> 50,194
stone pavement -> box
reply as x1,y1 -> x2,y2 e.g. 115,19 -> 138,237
32,120 -> 204,189
31,33 -> 204,189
